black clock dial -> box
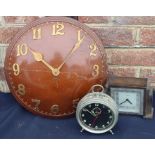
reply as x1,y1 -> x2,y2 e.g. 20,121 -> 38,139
80,103 -> 114,130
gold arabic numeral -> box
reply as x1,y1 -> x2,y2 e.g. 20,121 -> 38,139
32,99 -> 41,111
17,44 -> 28,56
12,63 -> 20,76
52,23 -> 64,35
90,43 -> 97,56
77,30 -> 84,42
51,104 -> 59,114
17,84 -> 25,96
92,64 -> 100,77
32,28 -> 41,40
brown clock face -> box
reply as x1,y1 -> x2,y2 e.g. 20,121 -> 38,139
4,17 -> 107,118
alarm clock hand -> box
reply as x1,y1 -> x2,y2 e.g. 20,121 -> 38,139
92,115 -> 98,127
30,49 -> 60,76
91,109 -> 102,127
83,108 -> 96,117
57,36 -> 84,71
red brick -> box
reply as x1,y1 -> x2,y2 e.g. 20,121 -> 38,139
106,49 -> 155,66
139,68 -> 155,78
139,68 -> 155,86
113,16 -> 155,25
140,28 -> 155,46
79,16 -> 111,23
79,16 -> 155,25
92,27 -> 134,46
0,27 -> 21,44
4,16 -> 39,24
108,66 -> 137,77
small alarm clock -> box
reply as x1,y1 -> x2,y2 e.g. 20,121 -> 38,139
76,84 -> 119,134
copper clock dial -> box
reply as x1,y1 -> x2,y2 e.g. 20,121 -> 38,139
4,17 -> 107,118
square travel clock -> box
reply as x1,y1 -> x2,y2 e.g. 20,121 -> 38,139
110,87 -> 144,115
108,77 -> 153,118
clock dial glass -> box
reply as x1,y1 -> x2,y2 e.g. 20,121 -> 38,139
80,103 -> 114,130
4,17 -> 107,118
110,88 -> 144,114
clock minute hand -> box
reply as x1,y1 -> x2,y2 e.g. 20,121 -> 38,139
57,36 -> 84,71
126,99 -> 133,104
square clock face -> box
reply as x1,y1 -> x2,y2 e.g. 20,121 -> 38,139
110,87 -> 144,115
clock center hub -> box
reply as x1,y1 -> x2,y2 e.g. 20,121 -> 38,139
52,68 -> 60,76
93,107 -> 102,116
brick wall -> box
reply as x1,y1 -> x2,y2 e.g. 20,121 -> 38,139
79,16 -> 155,81
1,16 -> 155,92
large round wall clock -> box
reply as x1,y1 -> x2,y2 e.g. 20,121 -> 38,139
4,17 -> 107,118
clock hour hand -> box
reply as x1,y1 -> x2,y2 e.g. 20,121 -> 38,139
30,48 -> 60,76
57,35 -> 84,71
119,100 -> 127,105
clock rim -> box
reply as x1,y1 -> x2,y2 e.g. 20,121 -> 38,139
4,16 -> 108,118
